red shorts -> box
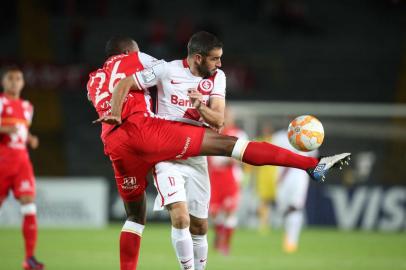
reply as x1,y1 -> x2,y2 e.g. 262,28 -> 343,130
0,149 -> 36,202
104,113 -> 205,202
209,169 -> 240,215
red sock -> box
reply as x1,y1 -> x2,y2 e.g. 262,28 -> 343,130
22,214 -> 37,258
120,231 -> 142,270
242,142 -> 318,170
222,227 -> 234,254
214,224 -> 224,249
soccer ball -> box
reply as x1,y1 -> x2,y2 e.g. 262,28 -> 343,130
287,115 -> 324,152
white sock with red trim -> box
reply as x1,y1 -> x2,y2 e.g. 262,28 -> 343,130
172,226 -> 194,270
191,234 -> 208,270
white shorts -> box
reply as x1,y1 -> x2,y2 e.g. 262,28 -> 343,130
153,157 -> 210,219
276,168 -> 309,213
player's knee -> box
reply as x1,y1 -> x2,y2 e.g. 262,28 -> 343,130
190,220 -> 208,235
285,205 -> 300,216
126,214 -> 145,224
171,212 -> 190,228
19,195 -> 35,205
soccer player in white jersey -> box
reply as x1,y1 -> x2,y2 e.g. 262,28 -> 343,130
144,31 -> 224,270
93,34 -> 352,270
272,128 -> 318,253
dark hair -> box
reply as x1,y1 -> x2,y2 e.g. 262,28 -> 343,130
105,36 -> 137,57
1,65 -> 23,79
187,31 -> 223,56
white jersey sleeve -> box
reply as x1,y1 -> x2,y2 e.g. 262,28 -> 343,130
138,52 -> 158,68
133,60 -> 168,90
210,70 -> 226,99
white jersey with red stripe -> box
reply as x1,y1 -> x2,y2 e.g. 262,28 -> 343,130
135,58 -> 226,126
87,51 -> 158,142
134,58 -> 226,218
134,58 -> 226,164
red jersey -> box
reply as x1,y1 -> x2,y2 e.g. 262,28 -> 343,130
86,51 -> 157,141
0,94 -> 33,151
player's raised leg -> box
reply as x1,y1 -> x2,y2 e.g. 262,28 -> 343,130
199,129 -> 351,181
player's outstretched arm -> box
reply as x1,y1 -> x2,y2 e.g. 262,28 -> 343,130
93,76 -> 138,125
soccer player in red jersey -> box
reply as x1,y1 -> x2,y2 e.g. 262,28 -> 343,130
88,36 -> 350,270
87,37 -> 158,270
0,66 -> 44,270
208,107 -> 248,256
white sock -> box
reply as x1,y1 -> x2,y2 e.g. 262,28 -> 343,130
122,220 -> 145,236
231,139 -> 250,161
21,203 -> 37,215
191,234 -> 208,270
285,211 -> 303,246
172,227 -> 194,270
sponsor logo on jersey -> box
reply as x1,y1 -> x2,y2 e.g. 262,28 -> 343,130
170,95 -> 208,108
198,79 -> 214,93
121,177 -> 140,190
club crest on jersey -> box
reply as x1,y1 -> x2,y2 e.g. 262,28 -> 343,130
121,177 -> 140,190
198,79 -> 214,93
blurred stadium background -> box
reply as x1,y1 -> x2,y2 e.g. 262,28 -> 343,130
0,0 -> 405,269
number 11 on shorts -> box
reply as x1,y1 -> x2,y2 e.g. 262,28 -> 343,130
168,176 -> 175,186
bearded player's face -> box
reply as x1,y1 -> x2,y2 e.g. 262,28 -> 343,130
197,48 -> 222,78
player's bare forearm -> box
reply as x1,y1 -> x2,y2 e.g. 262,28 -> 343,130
94,76 -> 137,125
196,103 -> 224,129
188,90 -> 225,129
110,76 -> 136,117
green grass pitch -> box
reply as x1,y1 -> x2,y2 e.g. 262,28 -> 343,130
1,224 -> 405,270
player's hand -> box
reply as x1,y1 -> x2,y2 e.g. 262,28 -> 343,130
187,89 -> 203,109
28,134 -> 39,150
92,115 -> 122,125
